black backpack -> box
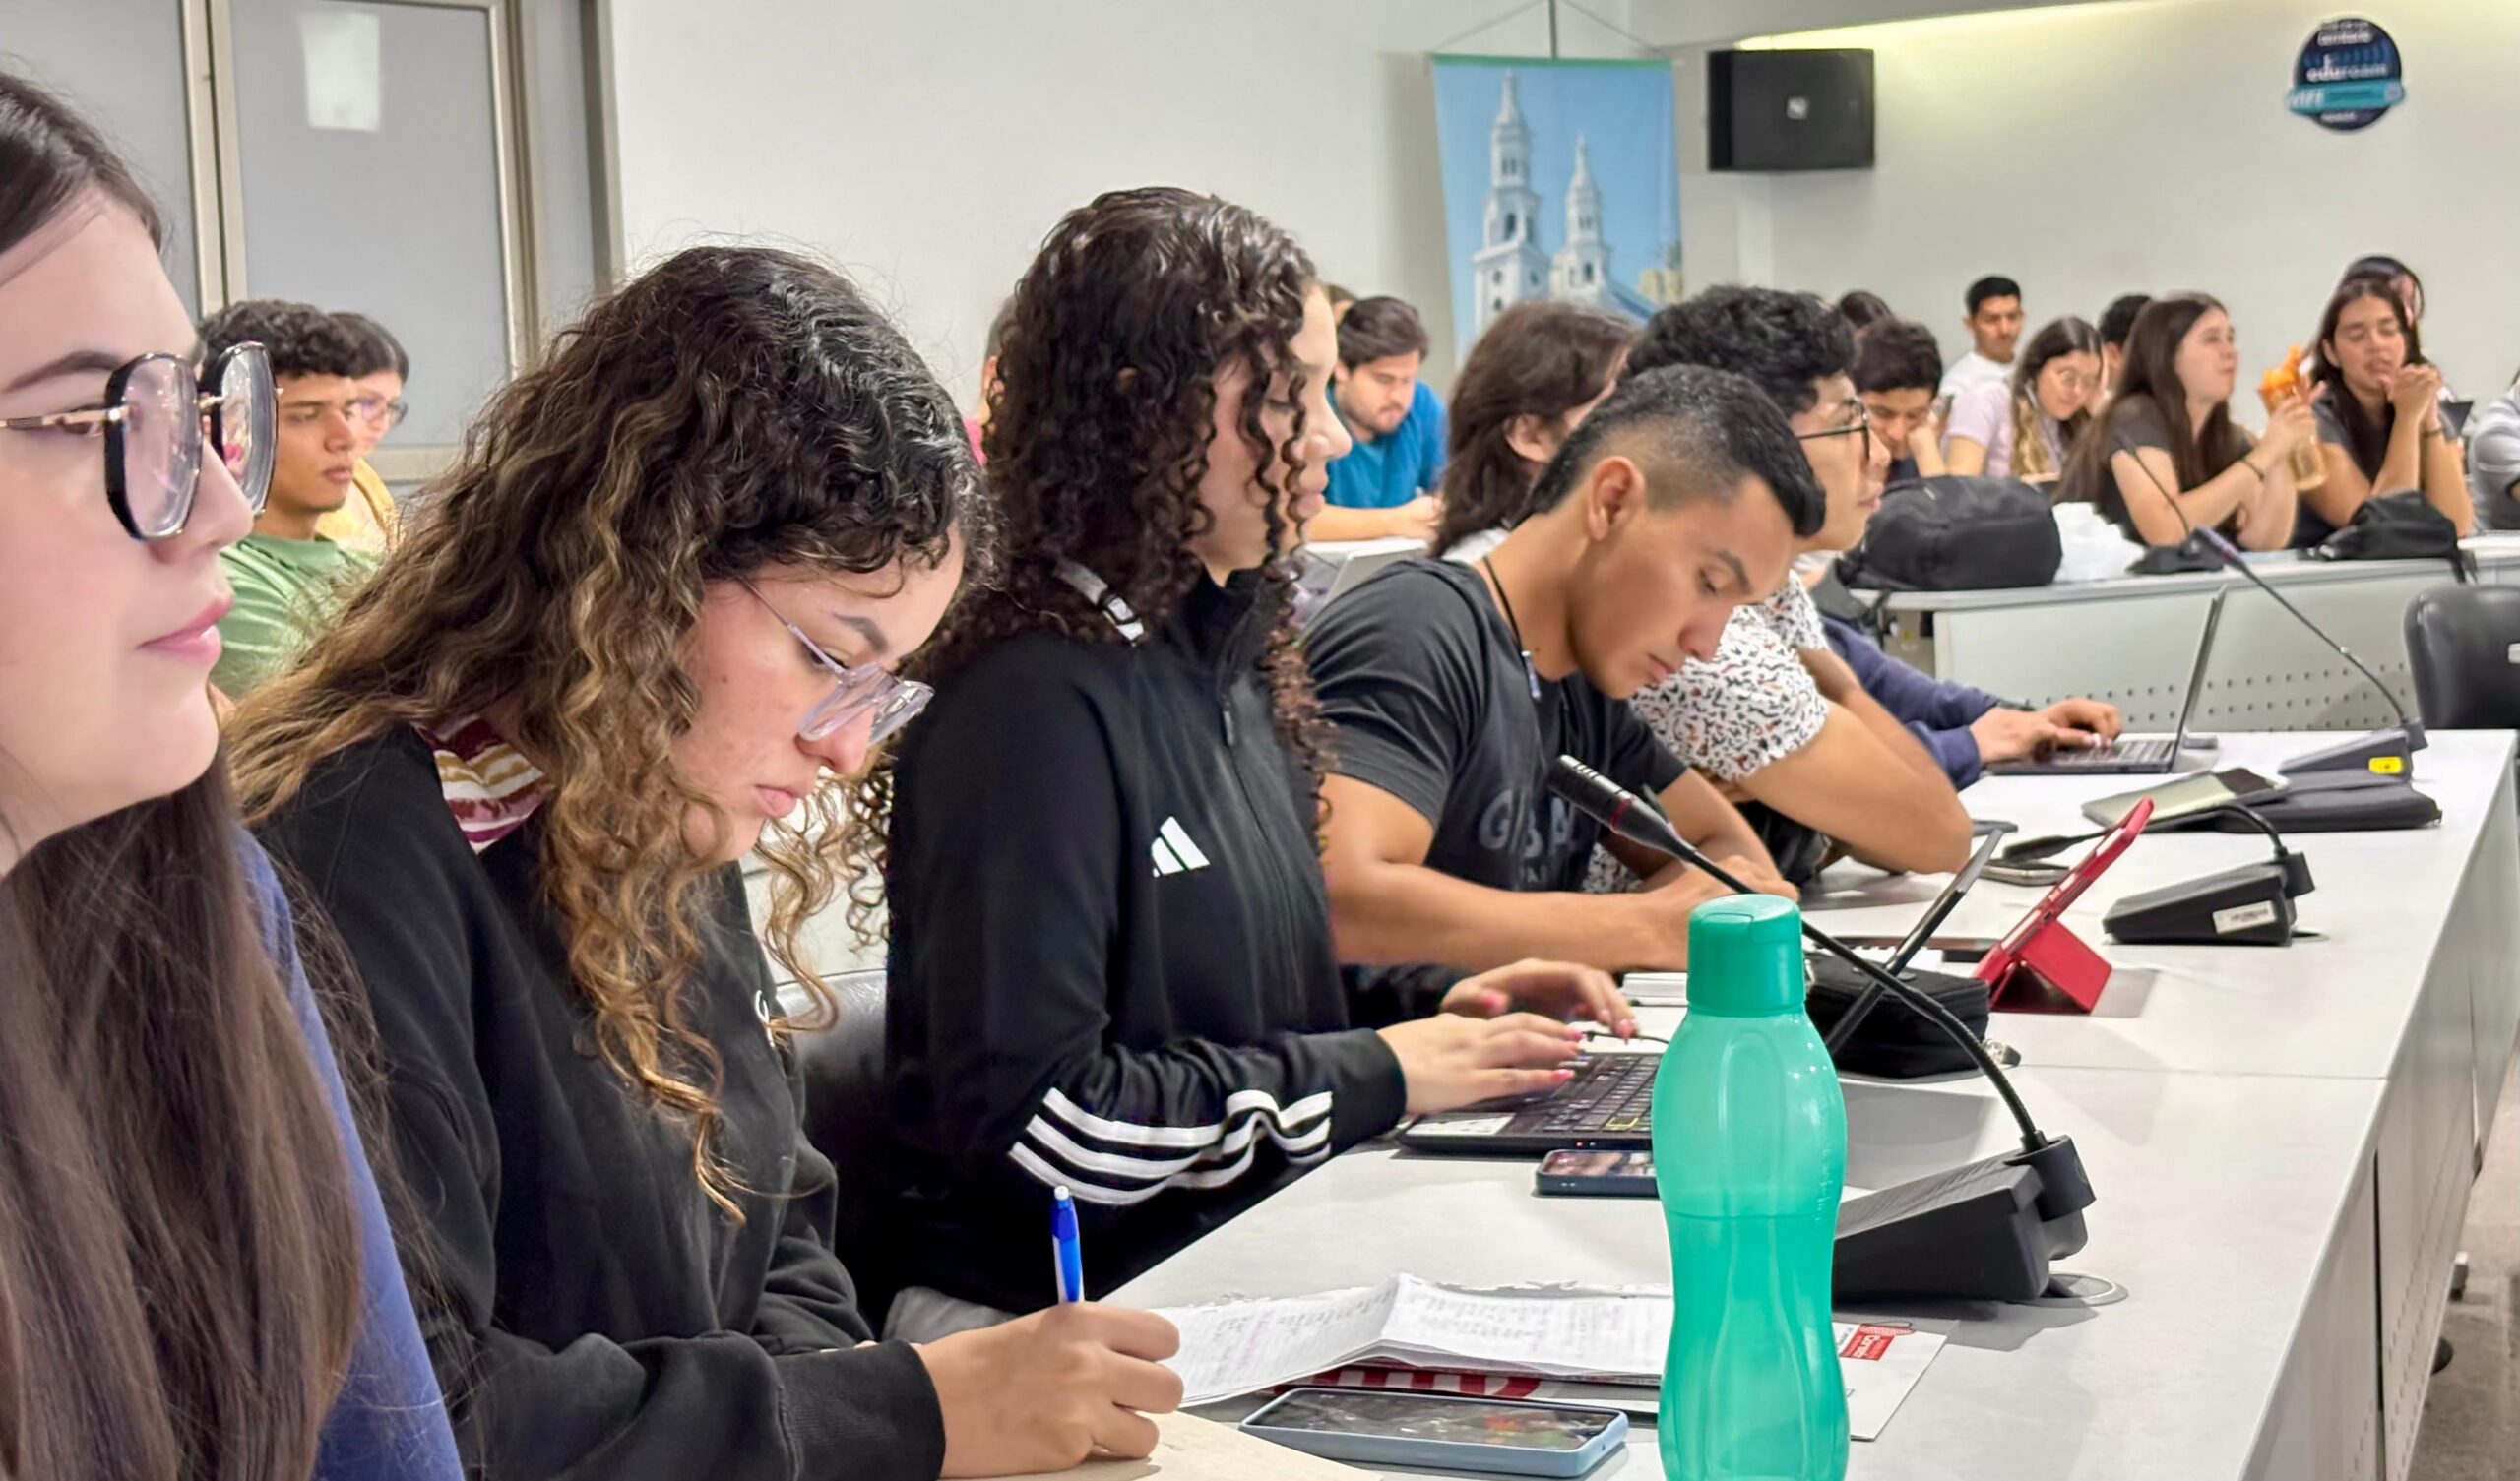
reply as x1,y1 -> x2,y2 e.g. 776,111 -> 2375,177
1837,475 -> 2062,593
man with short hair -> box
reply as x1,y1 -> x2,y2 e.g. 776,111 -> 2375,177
203,300 -> 377,698
2097,292 -> 2152,402
1312,295 -> 1448,542
319,310 -> 409,553
1840,322 -> 2123,782
1308,365 -> 1813,976
1854,319 -> 1946,483
1620,288 -> 1975,885
1939,275 -> 2023,401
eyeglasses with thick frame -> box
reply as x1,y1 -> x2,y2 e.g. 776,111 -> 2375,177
1796,401 -> 1874,462
0,341 -> 275,540
735,577 -> 935,745
350,395 -> 409,431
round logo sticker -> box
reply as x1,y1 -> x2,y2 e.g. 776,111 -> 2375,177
2288,17 -> 2405,132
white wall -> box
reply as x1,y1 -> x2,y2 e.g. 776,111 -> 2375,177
604,0 -> 1652,408
1631,0 -> 2109,46
1673,0 -> 2520,401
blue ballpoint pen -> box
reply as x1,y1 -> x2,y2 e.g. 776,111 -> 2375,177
1050,1186 -> 1085,1304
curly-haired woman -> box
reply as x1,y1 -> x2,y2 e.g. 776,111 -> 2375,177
873,188 -> 1628,1340
233,245 -> 1181,1480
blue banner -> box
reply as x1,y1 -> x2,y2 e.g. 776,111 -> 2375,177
1431,56 -> 1680,350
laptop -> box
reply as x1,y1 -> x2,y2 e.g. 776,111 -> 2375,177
1990,586 -> 2227,776
1396,837 -> 2001,1158
1293,537 -> 1423,625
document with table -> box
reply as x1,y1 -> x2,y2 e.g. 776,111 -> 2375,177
1151,1274 -> 1946,1441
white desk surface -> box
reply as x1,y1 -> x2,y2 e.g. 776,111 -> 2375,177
1868,537 -> 2519,613
1794,730 -> 2518,1082
1115,1062 -> 2384,1481
1114,728 -> 2518,1479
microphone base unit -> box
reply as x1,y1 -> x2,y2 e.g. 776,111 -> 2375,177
2102,858 -> 2309,947
2280,723 -> 2425,777
1834,1136 -> 2095,1304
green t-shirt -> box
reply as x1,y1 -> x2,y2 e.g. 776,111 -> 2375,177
212,533 -> 376,698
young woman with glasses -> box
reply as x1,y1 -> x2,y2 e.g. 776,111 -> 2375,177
1941,316 -> 2101,484
318,309 -> 410,554
229,244 -> 1184,1480
0,69 -> 460,1481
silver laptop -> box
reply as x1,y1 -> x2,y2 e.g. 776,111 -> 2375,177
1293,537 -> 1424,625
1991,586 -> 2226,776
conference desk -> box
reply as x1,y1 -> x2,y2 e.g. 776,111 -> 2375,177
1113,732 -> 2520,1481
1863,535 -> 2520,732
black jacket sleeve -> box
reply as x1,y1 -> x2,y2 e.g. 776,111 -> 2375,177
894,651 -> 1404,1216
265,750 -> 944,1481
751,1129 -> 876,1356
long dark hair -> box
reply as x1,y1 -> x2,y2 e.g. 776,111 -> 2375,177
2342,253 -> 2422,319
1432,301 -> 1632,555
2310,273 -> 2425,482
0,69 -> 361,1481
893,186 -> 1331,786
233,245 -> 987,1215
2005,315 -> 2100,480
2064,293 -> 2247,510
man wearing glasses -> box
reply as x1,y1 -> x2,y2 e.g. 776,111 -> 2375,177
1604,288 -> 1976,886
314,310 -> 410,555
199,300 -> 378,699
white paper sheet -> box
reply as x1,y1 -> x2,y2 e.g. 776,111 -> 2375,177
1154,1280 -> 1948,1441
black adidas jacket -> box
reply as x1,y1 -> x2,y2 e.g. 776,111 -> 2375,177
258,730 -> 943,1481
883,568 -> 1407,1315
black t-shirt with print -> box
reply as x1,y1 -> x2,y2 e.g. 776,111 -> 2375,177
1305,557 -> 1685,894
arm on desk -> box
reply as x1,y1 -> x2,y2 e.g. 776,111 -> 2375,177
1319,773 -> 1746,972
1803,646 -> 1959,793
1730,699 -> 1973,876
1306,497 -> 1438,544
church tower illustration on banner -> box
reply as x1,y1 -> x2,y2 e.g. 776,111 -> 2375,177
1549,136 -> 1609,299
1471,71 -> 1547,335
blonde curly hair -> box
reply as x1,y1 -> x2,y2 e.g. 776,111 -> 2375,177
230,245 -> 988,1213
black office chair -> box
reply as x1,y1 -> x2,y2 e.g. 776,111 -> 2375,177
790,966 -> 900,1330
2403,586 -> 2520,729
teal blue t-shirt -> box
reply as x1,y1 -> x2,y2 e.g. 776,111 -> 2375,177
1325,380 -> 1448,510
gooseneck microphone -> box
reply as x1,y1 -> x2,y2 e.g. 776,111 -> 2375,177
2119,426 -> 2424,776
1551,755 -> 2101,1302
1549,757 -> 2047,1149
2185,524 -> 2426,775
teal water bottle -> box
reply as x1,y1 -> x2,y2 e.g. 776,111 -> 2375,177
1655,895 -> 1850,1480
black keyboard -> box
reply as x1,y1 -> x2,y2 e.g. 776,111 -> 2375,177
1397,1055 -> 1663,1156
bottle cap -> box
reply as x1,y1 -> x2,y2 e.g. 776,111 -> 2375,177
1686,895 -> 1806,1016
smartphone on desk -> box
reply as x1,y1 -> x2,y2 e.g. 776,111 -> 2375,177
2082,767 -> 2282,829
1240,1387 -> 1628,1477
1535,1147 -> 1657,1198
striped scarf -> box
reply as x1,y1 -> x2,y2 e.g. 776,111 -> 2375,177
417,715 -> 546,853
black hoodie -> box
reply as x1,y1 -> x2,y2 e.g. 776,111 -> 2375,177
257,728 -> 944,1481
882,567 -> 1407,1315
